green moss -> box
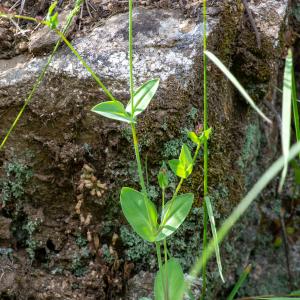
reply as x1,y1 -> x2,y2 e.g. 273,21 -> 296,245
71,246 -> 90,277
168,207 -> 203,271
120,225 -> 154,268
237,121 -> 261,188
0,160 -> 32,207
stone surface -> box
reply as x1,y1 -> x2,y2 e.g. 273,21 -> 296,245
0,216 -> 11,240
28,9 -> 76,54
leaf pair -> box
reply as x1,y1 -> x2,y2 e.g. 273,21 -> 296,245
120,187 -> 193,242
91,79 -> 159,123
188,128 -> 212,146
46,1 -> 59,29
169,144 -> 193,179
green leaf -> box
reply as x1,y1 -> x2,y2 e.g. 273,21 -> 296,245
204,50 -> 271,124
91,101 -> 132,123
47,1 -> 58,16
205,196 -> 224,283
188,131 -> 200,145
126,79 -> 160,117
154,258 -> 185,300
279,49 -> 293,192
188,128 -> 212,146
168,144 -> 193,178
158,162 -> 169,190
156,193 -> 194,241
179,144 -> 193,167
120,187 -> 158,242
46,1 -> 59,29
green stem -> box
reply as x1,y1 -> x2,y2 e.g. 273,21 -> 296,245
292,63 -> 300,159
54,30 -> 116,102
201,0 -> 208,299
156,242 -> 168,300
130,123 -> 147,194
129,0 -> 134,113
163,239 -> 169,300
0,4 -> 83,150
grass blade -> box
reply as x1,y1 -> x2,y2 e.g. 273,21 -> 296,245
205,196 -> 224,283
291,60 -> 300,146
227,264 -> 251,300
204,50 -> 271,124
279,49 -> 293,192
188,141 -> 300,295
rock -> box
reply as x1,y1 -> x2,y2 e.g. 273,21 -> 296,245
0,216 -> 11,240
126,271 -> 154,300
28,9 -> 76,54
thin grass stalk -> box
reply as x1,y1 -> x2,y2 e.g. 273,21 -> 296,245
201,0 -> 208,298
226,264 -> 251,300
291,62 -> 300,148
0,2 -> 83,150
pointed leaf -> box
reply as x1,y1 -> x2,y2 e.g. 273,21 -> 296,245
156,193 -> 194,241
168,159 -> 187,178
279,49 -> 293,192
154,258 -> 185,300
188,131 -> 200,145
91,101 -> 132,123
120,187 -> 158,242
204,50 -> 271,124
179,144 -> 193,166
205,196 -> 224,283
126,79 -> 160,117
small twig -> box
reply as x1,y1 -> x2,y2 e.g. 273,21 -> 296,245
241,0 -> 261,49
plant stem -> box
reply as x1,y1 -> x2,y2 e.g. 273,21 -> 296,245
201,0 -> 208,298
130,123 -> 147,194
161,188 -> 169,299
129,0 -> 134,113
55,30 -> 116,102
0,3 -> 83,150
156,242 -> 168,300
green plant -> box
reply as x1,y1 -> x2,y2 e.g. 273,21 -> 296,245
0,160 -> 32,207
23,218 -> 41,260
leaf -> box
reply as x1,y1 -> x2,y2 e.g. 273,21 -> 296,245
188,128 -> 212,146
188,132 -> 200,145
91,101 -> 132,123
279,49 -> 293,192
189,141 -> 300,290
126,79 -> 160,117
205,196 -> 224,283
204,50 -> 271,124
158,162 -> 169,190
120,187 -> 158,242
156,193 -> 194,241
168,144 -> 193,178
46,1 -> 59,29
154,258 -> 185,300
